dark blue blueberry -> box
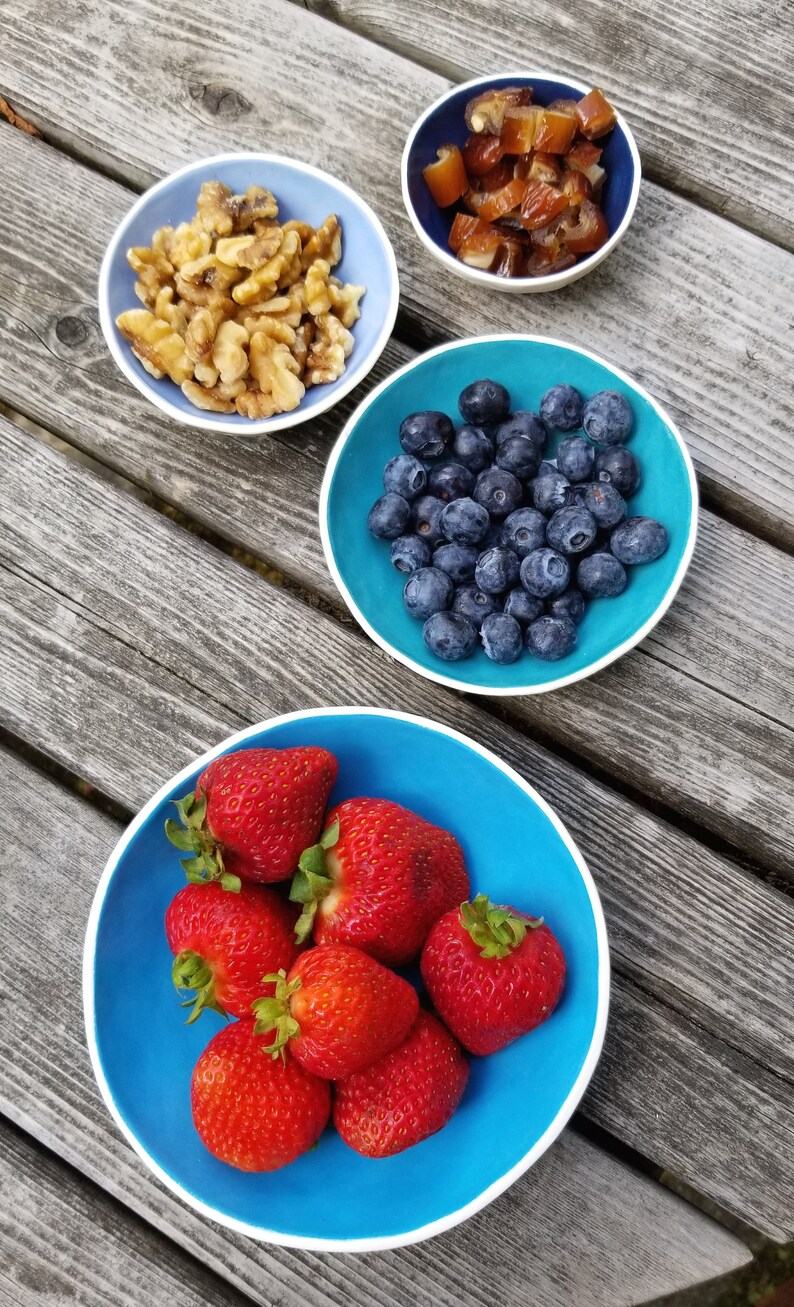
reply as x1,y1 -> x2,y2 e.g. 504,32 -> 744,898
548,588 -> 586,625
496,436 -> 542,480
556,436 -> 595,483
399,410 -> 454,458
480,612 -> 523,664
390,534 -> 431,574
526,614 -> 577,661
411,495 -> 446,547
383,454 -> 427,500
423,611 -> 478,661
583,482 -> 627,529
520,547 -> 571,598
474,547 -> 520,595
565,482 -> 589,508
533,470 -> 570,515
451,424 -> 495,473
367,493 -> 410,540
495,411 -> 547,452
610,516 -> 669,564
473,467 -> 523,519
458,379 -> 511,425
594,445 -> 640,498
582,390 -> 633,446
440,496 -> 490,546
546,505 -> 598,555
428,462 -> 476,503
500,507 -> 547,558
577,553 -> 628,597
539,383 -> 584,432
503,587 -> 544,626
452,584 -> 501,630
432,542 -> 479,583
403,567 -> 454,620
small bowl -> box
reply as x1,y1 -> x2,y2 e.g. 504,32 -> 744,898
402,71 -> 641,293
98,152 -> 399,434
320,335 -> 698,696
83,707 -> 608,1251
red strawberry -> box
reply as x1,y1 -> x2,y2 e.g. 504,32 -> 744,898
165,881 -> 300,1022
166,746 -> 338,888
333,1010 -> 469,1158
289,797 -> 470,965
421,894 -> 566,1055
251,943 -> 419,1078
191,1018 -> 330,1171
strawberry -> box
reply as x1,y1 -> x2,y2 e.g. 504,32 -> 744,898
421,894 -> 566,1055
333,1010 -> 469,1158
191,1018 -> 330,1171
289,797 -> 470,965
251,943 -> 419,1079
165,881 -> 300,1022
165,746 -> 338,889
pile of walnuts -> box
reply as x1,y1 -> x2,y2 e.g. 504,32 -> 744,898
116,180 -> 366,418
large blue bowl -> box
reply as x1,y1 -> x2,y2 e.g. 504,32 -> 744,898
321,335 -> 698,696
83,708 -> 608,1250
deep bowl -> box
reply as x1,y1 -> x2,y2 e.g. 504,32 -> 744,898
98,152 -> 399,434
83,707 -> 608,1250
402,71 -> 641,293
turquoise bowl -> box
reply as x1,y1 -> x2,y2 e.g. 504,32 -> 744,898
83,708 -> 608,1250
320,335 -> 698,695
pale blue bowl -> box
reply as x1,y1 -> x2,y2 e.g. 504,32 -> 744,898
83,708 -> 608,1250
321,335 -> 698,696
98,153 -> 399,434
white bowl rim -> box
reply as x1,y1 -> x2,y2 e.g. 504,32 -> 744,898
400,70 -> 642,293
319,333 -> 699,696
98,151 -> 400,435
82,704 -> 610,1252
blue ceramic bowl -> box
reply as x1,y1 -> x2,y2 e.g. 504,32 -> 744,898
321,336 -> 698,696
402,71 -> 641,293
83,708 -> 608,1250
98,153 -> 399,434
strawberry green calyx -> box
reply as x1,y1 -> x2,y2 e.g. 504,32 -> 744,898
459,894 -> 543,960
289,820 -> 340,944
252,969 -> 302,1060
164,789 -> 241,893
172,949 -> 228,1024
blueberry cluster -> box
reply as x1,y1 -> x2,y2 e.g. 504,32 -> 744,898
367,378 -> 669,665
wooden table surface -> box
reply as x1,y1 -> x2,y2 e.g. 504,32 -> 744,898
0,1 -> 792,1303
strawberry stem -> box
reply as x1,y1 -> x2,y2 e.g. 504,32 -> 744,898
164,788 -> 241,892
172,949 -> 229,1024
252,969 -> 302,1059
289,819 -> 340,943
459,894 -> 542,959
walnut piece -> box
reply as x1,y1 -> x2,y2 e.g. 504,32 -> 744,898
301,214 -> 342,270
197,181 -> 278,236
116,309 -> 192,384
212,320 -> 249,385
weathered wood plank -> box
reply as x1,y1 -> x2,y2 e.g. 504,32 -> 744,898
303,0 -> 794,250
0,416 -> 791,1236
0,0 -> 792,545
0,129 -> 792,867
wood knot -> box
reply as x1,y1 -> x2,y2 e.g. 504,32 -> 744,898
189,83 -> 252,119
55,315 -> 88,346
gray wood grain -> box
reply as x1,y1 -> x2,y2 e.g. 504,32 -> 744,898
0,416 -> 791,1236
0,0 -> 793,545
303,0 -> 794,250
0,128 -> 792,868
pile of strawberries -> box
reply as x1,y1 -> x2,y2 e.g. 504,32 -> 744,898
164,744 -> 567,1172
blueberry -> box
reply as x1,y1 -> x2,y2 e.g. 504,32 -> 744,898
383,454 -> 427,500
452,424 -> 495,473
423,611 -> 478,661
474,547 -> 520,595
403,567 -> 454,620
367,493 -> 410,540
390,534 -> 431,574
583,482 -> 627,529
428,462 -> 475,502
548,588 -> 586,625
582,390 -> 633,446
500,507 -> 547,559
496,436 -> 542,480
412,495 -> 446,547
480,613 -> 523,664
526,615 -> 577,660
577,553 -> 628,597
440,496 -> 490,546
539,383 -> 584,432
520,547 -> 571,598
400,411 -> 454,458
546,505 -> 598,555
452,584 -> 501,630
533,470 -> 570,515
495,411 -> 547,452
565,483 -> 589,508
610,516 -> 669,564
556,436 -> 595,483
432,543 -> 479,583
595,445 -> 640,498
473,467 -> 523,518
535,460 -> 558,479
503,587 -> 544,626
458,379 -> 511,425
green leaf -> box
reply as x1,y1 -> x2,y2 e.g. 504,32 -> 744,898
164,819 -> 196,852
171,793 -> 196,825
190,789 -> 208,830
220,872 -> 241,893
182,855 -> 209,883
298,843 -> 326,877
294,901 -> 318,944
320,819 -> 340,850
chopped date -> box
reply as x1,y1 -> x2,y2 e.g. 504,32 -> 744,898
423,145 -> 469,207
465,85 -> 533,135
